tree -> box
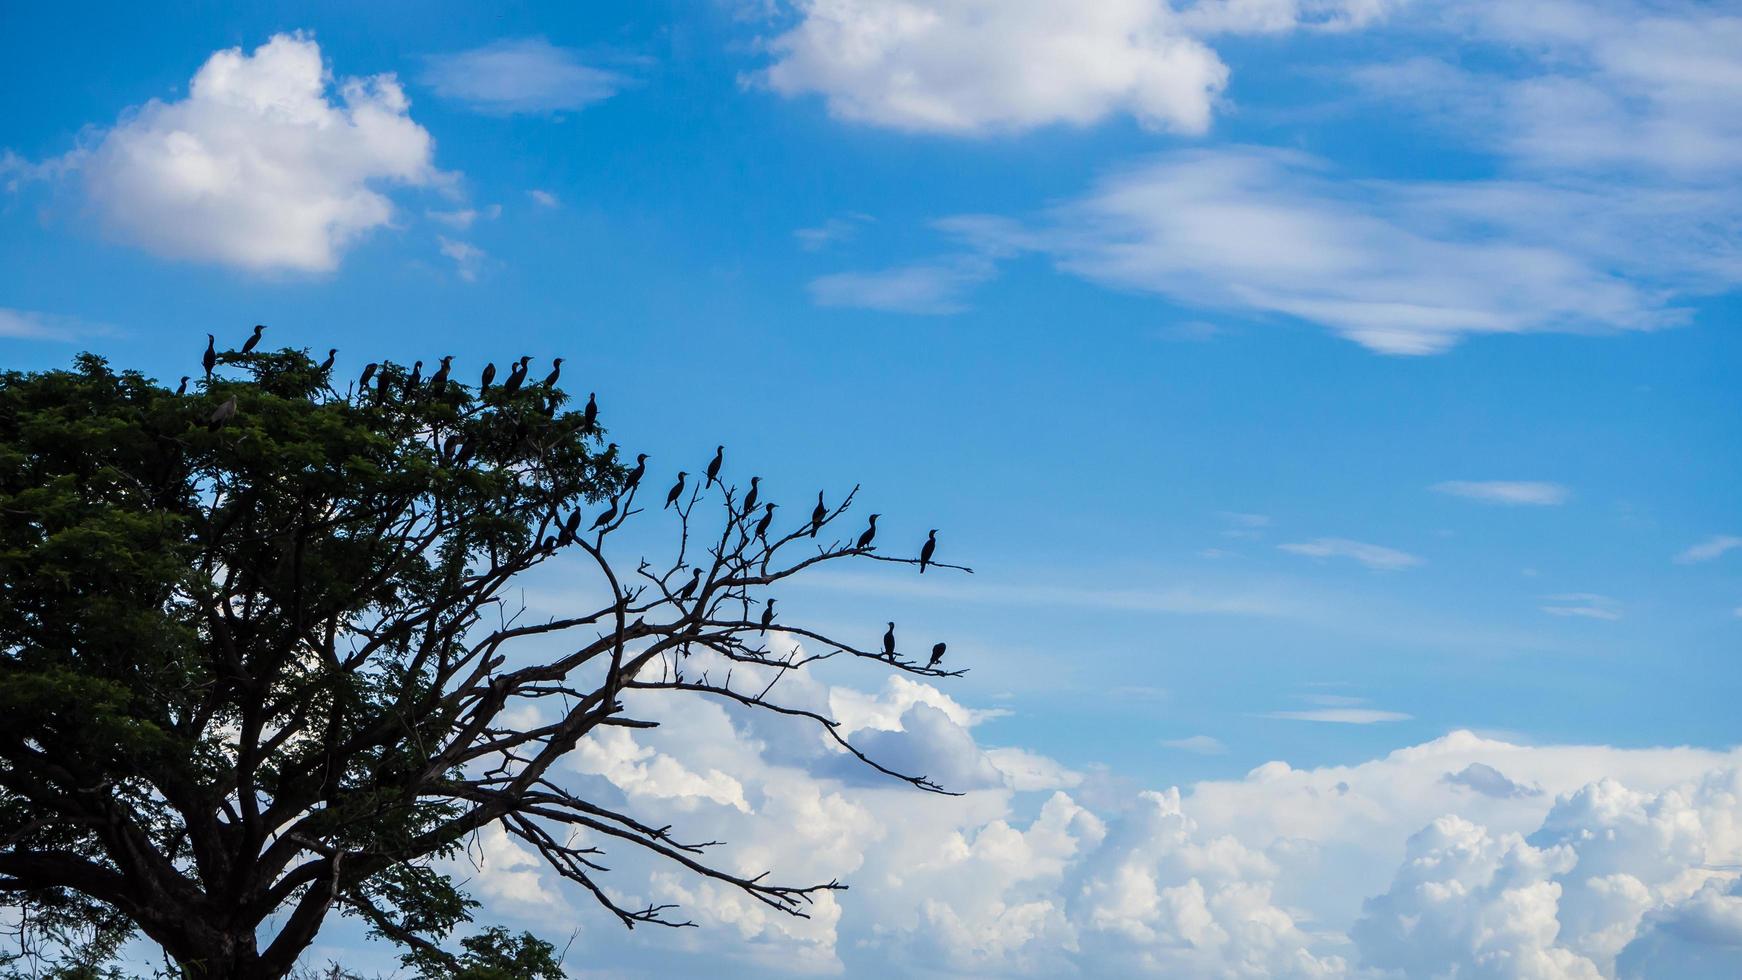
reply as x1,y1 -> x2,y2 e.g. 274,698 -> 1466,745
0,344 -> 972,978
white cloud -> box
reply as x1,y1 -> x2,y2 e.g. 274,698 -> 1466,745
1541,593 -> 1623,621
0,308 -> 108,341
1435,480 -> 1572,506
427,203 -> 500,229
1163,735 -> 1229,754
1266,707 -> 1412,724
808,253 -> 996,314
528,188 -> 560,208
1443,762 -> 1544,800
794,212 -> 874,251
72,34 -> 443,273
1675,536 -> 1742,565
437,236 -> 486,281
1279,536 -> 1423,570
421,38 -> 623,115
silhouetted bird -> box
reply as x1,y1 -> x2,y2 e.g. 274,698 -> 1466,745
590,497 -> 619,531
676,567 -> 703,601
403,361 -> 423,399
430,355 -> 452,392
562,509 -> 583,544
761,598 -> 776,634
755,503 -> 777,541
359,362 -> 378,389
625,453 -> 648,492
582,392 -> 598,430
743,477 -> 761,514
856,514 -> 880,551
883,622 -> 897,659
706,446 -> 724,488
202,334 -> 216,379
241,324 -> 265,354
480,362 -> 497,393
452,437 -> 476,469
919,529 -> 937,573
603,442 -> 618,461
318,348 -> 336,374
543,357 -> 564,388
665,471 -> 688,509
810,492 -> 827,538
376,365 -> 392,400
503,356 -> 531,394
928,642 -> 946,669
207,395 -> 238,431
175,376 -> 189,396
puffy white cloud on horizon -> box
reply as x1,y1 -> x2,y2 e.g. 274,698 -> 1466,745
71,34 -> 444,273
462,647 -> 1742,979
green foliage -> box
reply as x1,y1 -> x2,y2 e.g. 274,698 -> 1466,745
406,927 -> 566,980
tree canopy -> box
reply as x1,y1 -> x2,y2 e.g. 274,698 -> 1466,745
0,342 -> 970,978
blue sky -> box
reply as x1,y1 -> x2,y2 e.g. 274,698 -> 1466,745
4,2 -> 1742,976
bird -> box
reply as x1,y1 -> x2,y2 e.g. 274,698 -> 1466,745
202,335 -> 216,379
582,392 -> 598,430
175,376 -> 189,396
452,437 -> 477,469
919,529 -> 937,573
590,497 -> 619,532
241,324 -> 265,354
403,361 -> 423,399
359,362 -> 378,390
810,492 -> 827,538
754,503 -> 777,541
742,477 -> 761,514
479,362 -> 497,393
207,395 -> 238,430
665,471 -> 688,510
376,365 -> 392,400
705,446 -> 724,488
562,509 -> 584,544
760,598 -> 776,634
543,357 -> 564,388
928,642 -> 946,669
676,567 -> 703,601
602,442 -> 619,462
856,514 -> 880,551
429,355 -> 453,392
882,622 -> 897,659
625,453 -> 648,492
317,349 -> 336,374
503,356 -> 531,394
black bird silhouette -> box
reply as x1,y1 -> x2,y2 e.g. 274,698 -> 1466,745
562,509 -> 584,544
743,476 -> 761,514
207,395 -> 238,431
810,491 -> 827,537
856,514 -> 880,551
359,362 -> 378,389
318,348 -> 336,374
590,496 -> 619,532
403,360 -> 423,398
543,357 -> 564,388
676,567 -> 703,601
754,503 -> 777,541
665,471 -> 688,509
429,355 -> 453,392
503,356 -> 531,394
928,642 -> 946,669
882,622 -> 897,659
241,324 -> 265,354
582,392 -> 598,430
625,453 -> 648,492
760,598 -> 776,634
376,364 -> 392,400
919,529 -> 937,573
603,442 -> 619,461
452,437 -> 477,469
480,362 -> 497,393
175,376 -> 189,396
706,446 -> 724,488
202,334 -> 216,379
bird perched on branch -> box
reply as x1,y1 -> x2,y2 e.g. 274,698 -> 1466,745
207,396 -> 238,431
479,362 -> 496,393
429,355 -> 452,392
760,598 -> 776,634
376,365 -> 392,400
883,622 -> 897,660
857,514 -> 880,551
543,358 -> 564,388
810,492 -> 827,538
665,471 -> 688,510
561,509 -> 583,545
318,349 -> 336,375
403,361 -> 422,399
928,642 -> 946,669
755,503 -> 777,542
743,477 -> 760,514
503,356 -> 531,394
582,392 -> 598,430
241,324 -> 265,354
919,529 -> 937,573
625,453 -> 648,492
590,497 -> 619,532
677,567 -> 703,601
706,446 -> 724,488
202,335 -> 216,379
359,362 -> 378,390
175,377 -> 189,396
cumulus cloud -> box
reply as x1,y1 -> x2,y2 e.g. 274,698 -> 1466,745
1676,536 -> 1742,565
1279,536 -> 1423,570
421,38 -> 624,115
1435,480 -> 1572,506
1443,761 -> 1544,800
71,34 -> 443,272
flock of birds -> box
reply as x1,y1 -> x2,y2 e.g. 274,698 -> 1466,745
187,324 -> 956,672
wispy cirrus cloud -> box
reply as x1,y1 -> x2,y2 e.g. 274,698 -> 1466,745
1540,592 -> 1622,621
1162,734 -> 1228,754
0,307 -> 110,341
1279,537 -> 1422,571
1675,535 -> 1742,565
1433,480 -> 1570,506
1266,707 -> 1412,724
421,38 -> 625,115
